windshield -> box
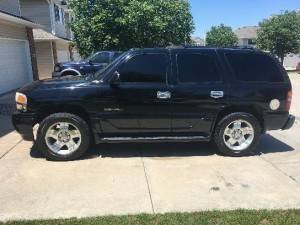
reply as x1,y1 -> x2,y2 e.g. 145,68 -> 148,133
81,53 -> 97,62
87,52 -> 129,81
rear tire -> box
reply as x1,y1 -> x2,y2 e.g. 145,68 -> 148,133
213,112 -> 261,157
37,113 -> 90,161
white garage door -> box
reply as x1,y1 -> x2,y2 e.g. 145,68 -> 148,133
0,39 -> 32,95
57,50 -> 70,63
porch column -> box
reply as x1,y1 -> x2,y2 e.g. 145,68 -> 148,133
26,28 -> 39,81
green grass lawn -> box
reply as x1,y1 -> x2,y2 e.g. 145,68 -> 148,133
1,210 -> 300,225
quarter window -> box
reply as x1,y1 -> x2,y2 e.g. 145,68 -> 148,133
177,54 -> 221,83
118,54 -> 167,83
225,53 -> 284,82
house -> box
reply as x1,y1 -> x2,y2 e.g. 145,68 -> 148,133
0,0 -> 42,95
19,0 -> 80,79
235,13 -> 300,69
191,37 -> 205,46
235,26 -> 259,47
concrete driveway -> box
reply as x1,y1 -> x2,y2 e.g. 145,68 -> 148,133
0,74 -> 300,221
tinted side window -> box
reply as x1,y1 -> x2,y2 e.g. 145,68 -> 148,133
92,52 -> 110,64
225,53 -> 284,82
177,53 -> 221,83
118,54 -> 166,83
113,52 -> 122,60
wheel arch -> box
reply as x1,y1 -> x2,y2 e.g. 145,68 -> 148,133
213,105 -> 264,133
61,68 -> 81,76
36,104 -> 91,128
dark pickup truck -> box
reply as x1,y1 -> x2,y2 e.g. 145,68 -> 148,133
13,46 -> 295,161
52,51 -> 122,77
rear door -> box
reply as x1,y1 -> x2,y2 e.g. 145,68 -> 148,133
171,49 -> 230,138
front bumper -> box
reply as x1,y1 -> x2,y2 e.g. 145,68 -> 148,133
11,112 -> 36,141
52,71 -> 62,77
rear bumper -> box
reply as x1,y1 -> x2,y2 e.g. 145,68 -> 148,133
11,112 -> 36,141
282,115 -> 295,130
263,113 -> 295,132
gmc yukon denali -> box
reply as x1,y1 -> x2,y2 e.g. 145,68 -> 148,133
12,46 -> 295,161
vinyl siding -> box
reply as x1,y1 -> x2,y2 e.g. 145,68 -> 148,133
0,0 -> 20,16
19,0 -> 52,33
54,20 -> 67,38
56,42 -> 69,62
56,42 -> 68,51
35,41 -> 53,79
0,20 -> 26,40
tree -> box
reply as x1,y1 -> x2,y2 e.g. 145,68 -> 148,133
206,24 -> 238,47
256,11 -> 300,64
68,0 -> 194,57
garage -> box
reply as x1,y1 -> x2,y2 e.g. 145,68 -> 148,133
0,11 -> 42,96
0,39 -> 32,95
56,42 -> 70,63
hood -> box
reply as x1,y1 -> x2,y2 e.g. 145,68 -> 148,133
19,75 -> 90,92
57,61 -> 86,67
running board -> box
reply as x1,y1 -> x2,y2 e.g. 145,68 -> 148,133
100,136 -> 209,143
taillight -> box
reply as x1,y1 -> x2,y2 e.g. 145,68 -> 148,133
286,90 -> 292,112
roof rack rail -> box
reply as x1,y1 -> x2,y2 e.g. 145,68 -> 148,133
221,46 -> 261,51
166,44 -> 209,49
166,45 -> 186,49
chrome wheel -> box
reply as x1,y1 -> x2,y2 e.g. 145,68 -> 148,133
45,122 -> 81,156
223,120 -> 254,151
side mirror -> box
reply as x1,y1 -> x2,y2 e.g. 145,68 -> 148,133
109,71 -> 121,84
88,59 -> 94,65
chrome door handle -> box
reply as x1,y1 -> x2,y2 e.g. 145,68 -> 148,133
157,91 -> 171,99
211,91 -> 224,98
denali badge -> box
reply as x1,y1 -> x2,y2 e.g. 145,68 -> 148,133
104,108 -> 124,112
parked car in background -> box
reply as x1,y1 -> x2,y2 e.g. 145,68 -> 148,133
52,51 -> 122,77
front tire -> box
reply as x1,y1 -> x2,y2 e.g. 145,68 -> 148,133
213,112 -> 261,157
37,113 -> 91,161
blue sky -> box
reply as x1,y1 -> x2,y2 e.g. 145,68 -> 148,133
189,0 -> 300,38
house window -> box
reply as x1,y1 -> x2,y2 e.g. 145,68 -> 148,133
248,39 -> 255,45
54,4 -> 64,23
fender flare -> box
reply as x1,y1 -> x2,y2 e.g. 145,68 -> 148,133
61,68 -> 81,76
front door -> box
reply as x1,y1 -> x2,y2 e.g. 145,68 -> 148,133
171,50 -> 230,138
98,52 -> 172,137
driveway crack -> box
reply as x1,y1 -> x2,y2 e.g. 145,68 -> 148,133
140,147 -> 155,214
258,154 -> 300,185
0,140 -> 22,160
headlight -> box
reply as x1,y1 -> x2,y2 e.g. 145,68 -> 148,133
15,92 -> 27,112
54,66 -> 60,72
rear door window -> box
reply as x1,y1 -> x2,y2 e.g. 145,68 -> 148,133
225,53 -> 284,82
176,53 -> 221,83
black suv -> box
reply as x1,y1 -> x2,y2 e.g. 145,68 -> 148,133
12,46 -> 295,161
52,51 -> 122,77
